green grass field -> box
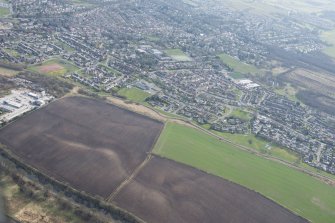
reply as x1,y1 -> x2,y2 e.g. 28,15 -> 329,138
0,66 -> 20,77
146,35 -> 160,42
29,58 -> 79,76
219,53 -> 263,75
165,49 -> 192,61
229,108 -> 252,121
55,41 -> 76,52
152,108 -> 185,119
182,0 -> 198,7
0,7 -> 9,17
3,49 -> 20,58
98,64 -> 121,75
213,131 -> 299,163
117,87 -> 151,104
275,84 -> 300,102
229,72 -> 246,79
70,0 -> 95,6
154,122 -> 335,223
321,29 -> 335,59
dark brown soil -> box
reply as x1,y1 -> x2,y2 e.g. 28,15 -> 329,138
0,96 -> 311,223
0,96 -> 163,198
114,156 -> 309,223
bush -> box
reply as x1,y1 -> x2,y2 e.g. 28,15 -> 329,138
17,71 -> 74,98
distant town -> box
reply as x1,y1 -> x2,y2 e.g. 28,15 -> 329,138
0,0 -> 334,176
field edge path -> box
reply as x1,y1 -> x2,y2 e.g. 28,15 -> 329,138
106,154 -> 153,202
104,95 -> 335,187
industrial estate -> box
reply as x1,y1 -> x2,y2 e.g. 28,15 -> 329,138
0,0 -> 335,223
0,89 -> 53,125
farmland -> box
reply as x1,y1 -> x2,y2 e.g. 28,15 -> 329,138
114,156 -> 308,223
218,132 -> 335,181
0,96 -> 163,198
0,95 -> 333,223
283,68 -> 335,115
212,131 -> 299,163
285,69 -> 335,98
0,95 -> 317,223
164,49 -> 192,61
154,122 -> 335,223
219,0 -> 335,19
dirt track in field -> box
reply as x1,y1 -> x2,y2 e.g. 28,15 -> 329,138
0,95 -> 311,223
106,96 -> 167,122
113,156 -> 309,223
105,95 -> 335,186
0,96 -> 163,198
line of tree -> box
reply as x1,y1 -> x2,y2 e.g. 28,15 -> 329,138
0,61 -> 26,71
0,145 -> 144,223
17,71 -> 74,98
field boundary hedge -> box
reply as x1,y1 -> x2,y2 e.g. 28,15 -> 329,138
0,144 -> 145,223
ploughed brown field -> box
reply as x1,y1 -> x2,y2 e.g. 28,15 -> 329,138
0,96 -> 310,223
0,96 -> 163,198
113,157 -> 309,223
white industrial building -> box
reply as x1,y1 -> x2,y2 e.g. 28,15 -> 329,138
3,100 -> 22,109
0,89 -> 53,125
234,79 -> 260,89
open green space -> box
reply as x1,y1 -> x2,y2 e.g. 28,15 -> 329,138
182,0 -> 199,7
29,58 -> 79,76
98,64 -> 121,75
154,122 -> 335,223
0,66 -> 20,77
152,107 -> 185,119
219,53 -> 263,75
200,123 -> 211,129
71,0 -> 86,3
229,72 -> 246,79
165,49 -> 192,61
3,49 -> 20,58
275,84 -> 300,102
0,7 -> 9,17
146,35 -> 160,42
204,126 -> 335,181
117,87 -> 151,104
229,108 -> 252,121
212,131 -> 299,163
321,29 -> 335,59
55,41 -> 76,52
70,0 -> 95,6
